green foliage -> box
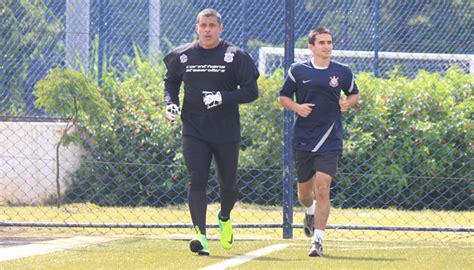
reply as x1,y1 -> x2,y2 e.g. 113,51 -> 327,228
56,53 -> 471,210
33,68 -> 112,206
238,70 -> 285,204
334,66 -> 473,210
33,68 -> 112,127
63,51 -> 186,207
59,46 -> 288,206
2,0 -> 64,114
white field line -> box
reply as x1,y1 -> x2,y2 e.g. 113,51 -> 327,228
201,244 -> 290,270
0,236 -> 119,261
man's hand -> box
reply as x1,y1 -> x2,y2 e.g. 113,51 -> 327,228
295,103 -> 315,117
339,95 -> 349,112
166,104 -> 180,123
202,91 -> 222,109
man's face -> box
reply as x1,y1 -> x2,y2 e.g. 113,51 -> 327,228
308,33 -> 333,59
195,16 -> 223,49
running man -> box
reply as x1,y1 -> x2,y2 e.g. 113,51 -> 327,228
163,8 -> 259,256
278,28 -> 359,257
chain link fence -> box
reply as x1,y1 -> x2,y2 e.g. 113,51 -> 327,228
1,0 -> 473,241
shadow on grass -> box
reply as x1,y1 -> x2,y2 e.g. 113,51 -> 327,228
208,254 -> 306,262
324,254 -> 405,262
0,237 -> 63,247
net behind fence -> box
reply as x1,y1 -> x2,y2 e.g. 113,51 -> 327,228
1,0 -> 473,241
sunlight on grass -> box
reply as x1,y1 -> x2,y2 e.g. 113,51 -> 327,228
1,238 -> 472,270
1,203 -> 472,242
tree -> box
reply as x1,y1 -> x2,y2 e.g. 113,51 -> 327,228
2,0 -> 64,115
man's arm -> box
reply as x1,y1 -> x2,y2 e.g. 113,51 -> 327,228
278,96 -> 315,118
220,51 -> 259,105
163,52 -> 182,122
220,80 -> 258,105
340,67 -> 359,112
164,79 -> 181,123
339,93 -> 359,112
278,64 -> 314,118
163,52 -> 182,106
164,80 -> 181,105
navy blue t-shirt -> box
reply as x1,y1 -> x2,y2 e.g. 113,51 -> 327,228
279,59 -> 359,153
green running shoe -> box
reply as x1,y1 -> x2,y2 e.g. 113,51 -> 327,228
218,210 -> 234,250
189,226 -> 210,256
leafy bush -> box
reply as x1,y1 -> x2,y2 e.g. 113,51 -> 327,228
33,68 -> 111,126
238,70 -> 285,204
54,55 -> 288,206
335,67 -> 473,210
33,68 -> 112,205
36,56 -> 471,210
3,0 -> 64,115
62,53 -> 186,206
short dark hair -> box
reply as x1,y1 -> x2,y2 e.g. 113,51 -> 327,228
196,8 -> 222,24
308,28 -> 333,45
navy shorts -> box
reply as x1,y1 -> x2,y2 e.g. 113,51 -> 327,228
294,150 -> 341,183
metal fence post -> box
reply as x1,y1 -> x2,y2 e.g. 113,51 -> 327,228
98,0 -> 107,86
240,0 -> 249,51
342,0 -> 350,50
66,0 -> 90,73
373,0 -> 381,77
282,0 -> 295,240
149,0 -> 161,58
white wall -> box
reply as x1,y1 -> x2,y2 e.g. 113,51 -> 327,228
0,122 -> 83,205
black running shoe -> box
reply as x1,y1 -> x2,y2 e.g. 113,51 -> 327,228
303,213 -> 314,237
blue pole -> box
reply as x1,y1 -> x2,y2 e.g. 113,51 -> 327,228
373,0 -> 381,77
98,0 -> 106,86
342,0 -> 350,50
283,0 -> 295,240
240,0 -> 249,51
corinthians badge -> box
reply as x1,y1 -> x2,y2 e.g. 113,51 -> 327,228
224,52 -> 234,63
180,54 -> 188,63
329,75 -> 339,88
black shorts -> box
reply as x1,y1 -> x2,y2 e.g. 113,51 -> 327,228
294,150 -> 341,183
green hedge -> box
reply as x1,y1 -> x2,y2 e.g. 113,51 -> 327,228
62,55 -> 188,206
335,67 -> 473,210
34,56 -> 472,209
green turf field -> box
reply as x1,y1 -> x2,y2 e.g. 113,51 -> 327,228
1,203 -> 472,242
1,237 -> 472,270
1,203 -> 473,269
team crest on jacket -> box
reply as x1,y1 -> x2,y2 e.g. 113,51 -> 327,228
224,53 -> 234,63
329,76 -> 339,88
180,54 -> 188,63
